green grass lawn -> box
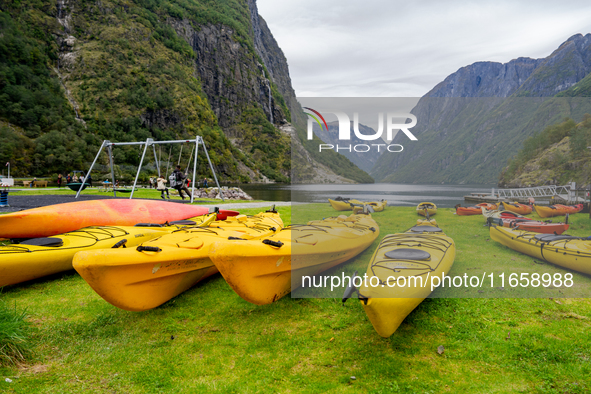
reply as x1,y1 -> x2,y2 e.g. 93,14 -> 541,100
1,205 -> 590,392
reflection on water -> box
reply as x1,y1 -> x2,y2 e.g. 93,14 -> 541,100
236,183 -> 495,208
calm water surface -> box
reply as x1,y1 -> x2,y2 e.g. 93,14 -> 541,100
237,183 -> 495,208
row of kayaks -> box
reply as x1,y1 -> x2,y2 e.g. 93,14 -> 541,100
455,201 -> 583,217
2,198 -> 588,339
1,200 -> 380,310
459,203 -> 591,278
479,204 -> 591,283
1,198 -> 459,339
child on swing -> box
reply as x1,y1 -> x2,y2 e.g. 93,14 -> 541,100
156,174 -> 170,199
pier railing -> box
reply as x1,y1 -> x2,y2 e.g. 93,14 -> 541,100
467,183 -> 588,205
494,185 -> 573,200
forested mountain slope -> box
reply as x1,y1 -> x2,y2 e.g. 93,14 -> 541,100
0,0 -> 371,183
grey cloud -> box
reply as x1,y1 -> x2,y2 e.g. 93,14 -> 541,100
257,0 -> 591,97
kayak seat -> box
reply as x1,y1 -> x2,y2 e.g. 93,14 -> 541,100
384,248 -> 431,260
134,223 -> 164,227
169,220 -> 197,226
534,234 -> 579,242
409,226 -> 442,233
20,237 -> 63,247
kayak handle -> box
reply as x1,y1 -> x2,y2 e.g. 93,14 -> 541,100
262,239 -> 284,248
342,271 -> 368,305
137,246 -> 162,252
112,239 -> 127,248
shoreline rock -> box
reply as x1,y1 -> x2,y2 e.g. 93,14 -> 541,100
189,186 -> 253,200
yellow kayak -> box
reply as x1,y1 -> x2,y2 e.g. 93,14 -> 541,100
344,221 -> 455,338
533,204 -> 583,218
416,202 -> 437,216
329,198 -> 362,211
499,202 -> 532,215
210,214 -> 380,305
73,211 -> 283,311
0,214 -> 216,287
352,200 -> 387,214
490,225 -> 591,275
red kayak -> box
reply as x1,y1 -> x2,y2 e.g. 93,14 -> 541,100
456,203 -> 497,216
0,199 -> 239,239
488,216 -> 569,234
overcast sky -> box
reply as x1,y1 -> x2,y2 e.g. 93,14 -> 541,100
257,0 -> 591,97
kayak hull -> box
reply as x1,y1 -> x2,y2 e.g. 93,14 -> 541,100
0,216 -> 215,287
487,217 -> 569,234
210,214 -> 380,305
352,200 -> 387,214
417,202 -> 437,217
359,224 -> 455,337
457,203 -> 497,216
500,202 -> 532,215
534,204 -> 583,218
74,212 -> 283,311
490,226 -> 591,275
0,199 -> 238,239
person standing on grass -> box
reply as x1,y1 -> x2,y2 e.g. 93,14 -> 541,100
57,174 -> 62,188
66,173 -> 72,183
203,177 -> 208,188
156,175 -> 170,199
172,165 -> 191,200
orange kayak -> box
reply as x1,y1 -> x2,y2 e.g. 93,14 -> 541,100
0,199 -> 239,239
477,203 -> 498,210
456,203 -> 497,216
533,204 -> 583,218
500,202 -> 532,215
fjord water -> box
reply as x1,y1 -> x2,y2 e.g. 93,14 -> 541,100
238,183 -> 495,208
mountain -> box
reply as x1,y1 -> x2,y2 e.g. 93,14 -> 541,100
0,0 -> 371,184
499,72 -> 591,188
309,121 -> 383,173
370,33 -> 591,185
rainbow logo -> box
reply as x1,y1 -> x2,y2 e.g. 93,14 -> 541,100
304,107 -> 328,133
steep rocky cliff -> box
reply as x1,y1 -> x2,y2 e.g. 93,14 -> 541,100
0,0 -> 371,183
371,33 -> 591,184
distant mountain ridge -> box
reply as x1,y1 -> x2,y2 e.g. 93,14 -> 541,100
310,121 -> 383,173
371,33 -> 591,184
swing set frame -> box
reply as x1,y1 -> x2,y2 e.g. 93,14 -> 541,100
76,137 -> 224,203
